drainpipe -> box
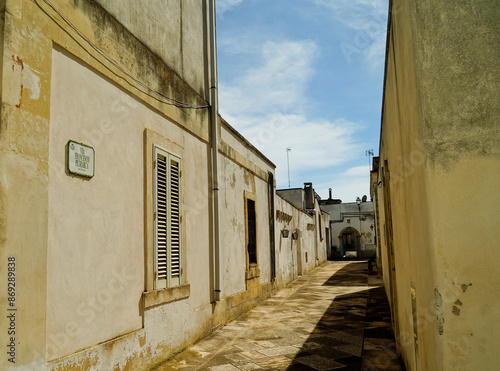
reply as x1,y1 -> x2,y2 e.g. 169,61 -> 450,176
314,207 -> 319,263
208,0 -> 221,301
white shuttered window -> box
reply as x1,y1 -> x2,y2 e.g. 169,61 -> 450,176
154,146 -> 182,289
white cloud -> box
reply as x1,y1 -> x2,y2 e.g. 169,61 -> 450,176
365,36 -> 386,72
310,0 -> 387,30
314,165 -> 372,203
216,2 -> 384,201
342,165 -> 370,177
217,0 -> 245,15
218,38 -> 364,192
241,114 -> 362,184
311,0 -> 388,68
219,40 -> 318,117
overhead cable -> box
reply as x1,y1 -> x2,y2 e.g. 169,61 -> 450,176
40,0 -> 210,109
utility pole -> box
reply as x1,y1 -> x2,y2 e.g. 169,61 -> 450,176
286,147 -> 291,188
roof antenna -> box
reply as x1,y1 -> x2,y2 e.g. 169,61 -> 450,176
366,149 -> 374,170
286,147 -> 291,188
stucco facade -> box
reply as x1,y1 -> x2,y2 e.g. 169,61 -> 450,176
275,188 -> 329,288
320,200 -> 376,260
0,1 -> 327,370
374,1 -> 500,370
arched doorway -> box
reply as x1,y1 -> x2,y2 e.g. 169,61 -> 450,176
338,227 -> 360,258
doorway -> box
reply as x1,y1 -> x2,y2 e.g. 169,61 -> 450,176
338,227 -> 360,258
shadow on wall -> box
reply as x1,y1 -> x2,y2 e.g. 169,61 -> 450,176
286,262 -> 405,370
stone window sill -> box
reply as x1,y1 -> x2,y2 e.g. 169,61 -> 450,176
246,267 -> 260,280
143,283 -> 190,309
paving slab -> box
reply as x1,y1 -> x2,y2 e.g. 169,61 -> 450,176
149,261 -> 404,371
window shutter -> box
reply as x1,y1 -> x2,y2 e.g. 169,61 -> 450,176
154,148 -> 168,289
154,147 -> 182,290
169,155 -> 181,287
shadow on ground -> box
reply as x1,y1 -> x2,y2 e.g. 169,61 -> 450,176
322,261 -> 369,287
287,262 -> 405,370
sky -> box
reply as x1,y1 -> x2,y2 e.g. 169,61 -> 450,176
216,0 -> 389,202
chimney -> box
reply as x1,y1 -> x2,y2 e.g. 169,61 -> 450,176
328,188 -> 332,200
304,182 -> 314,209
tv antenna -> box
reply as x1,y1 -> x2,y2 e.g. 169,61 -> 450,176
365,149 -> 374,170
286,147 -> 291,188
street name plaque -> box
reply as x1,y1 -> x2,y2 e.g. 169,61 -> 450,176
67,141 -> 95,178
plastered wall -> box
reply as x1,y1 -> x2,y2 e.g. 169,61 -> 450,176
0,1 -> 332,369
95,0 -> 209,99
274,194 -> 328,290
376,1 -> 500,370
321,201 -> 376,259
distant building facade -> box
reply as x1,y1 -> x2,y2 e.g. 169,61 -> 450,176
320,197 -> 376,260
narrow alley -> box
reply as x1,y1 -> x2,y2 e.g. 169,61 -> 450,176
150,262 -> 404,371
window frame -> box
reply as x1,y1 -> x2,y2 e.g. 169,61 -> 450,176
244,190 -> 258,273
153,146 -> 183,290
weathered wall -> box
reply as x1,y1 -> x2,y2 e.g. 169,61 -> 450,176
377,1 -> 500,370
276,188 -> 305,210
0,0 -> 334,369
46,48 -> 217,363
415,1 -> 500,369
95,0 -> 209,99
47,48 -> 145,360
275,196 -> 299,285
0,0 -> 280,370
217,120 -> 276,299
218,149 -> 273,297
369,169 -> 382,269
321,201 -> 376,259
274,194 -> 328,289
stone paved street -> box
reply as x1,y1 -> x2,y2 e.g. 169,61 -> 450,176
150,262 -> 404,371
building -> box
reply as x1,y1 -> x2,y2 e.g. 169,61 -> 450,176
276,183 -> 330,284
319,193 -> 376,260
0,1 -> 327,370
373,1 -> 500,370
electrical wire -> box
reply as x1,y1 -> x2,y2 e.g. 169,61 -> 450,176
40,0 -> 210,109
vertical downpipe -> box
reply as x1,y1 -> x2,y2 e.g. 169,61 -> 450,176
268,173 -> 276,282
208,0 -> 221,301
314,210 -> 319,263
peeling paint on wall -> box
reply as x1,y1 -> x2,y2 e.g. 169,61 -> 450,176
10,54 -> 41,108
22,64 -> 41,100
452,299 -> 462,316
460,283 -> 472,293
434,288 -> 444,335
410,283 -> 419,356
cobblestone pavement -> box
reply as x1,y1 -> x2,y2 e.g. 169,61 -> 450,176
150,261 -> 404,371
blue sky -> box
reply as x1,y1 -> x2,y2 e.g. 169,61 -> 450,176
216,0 -> 388,202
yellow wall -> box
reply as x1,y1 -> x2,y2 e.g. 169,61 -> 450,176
377,1 -> 500,370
